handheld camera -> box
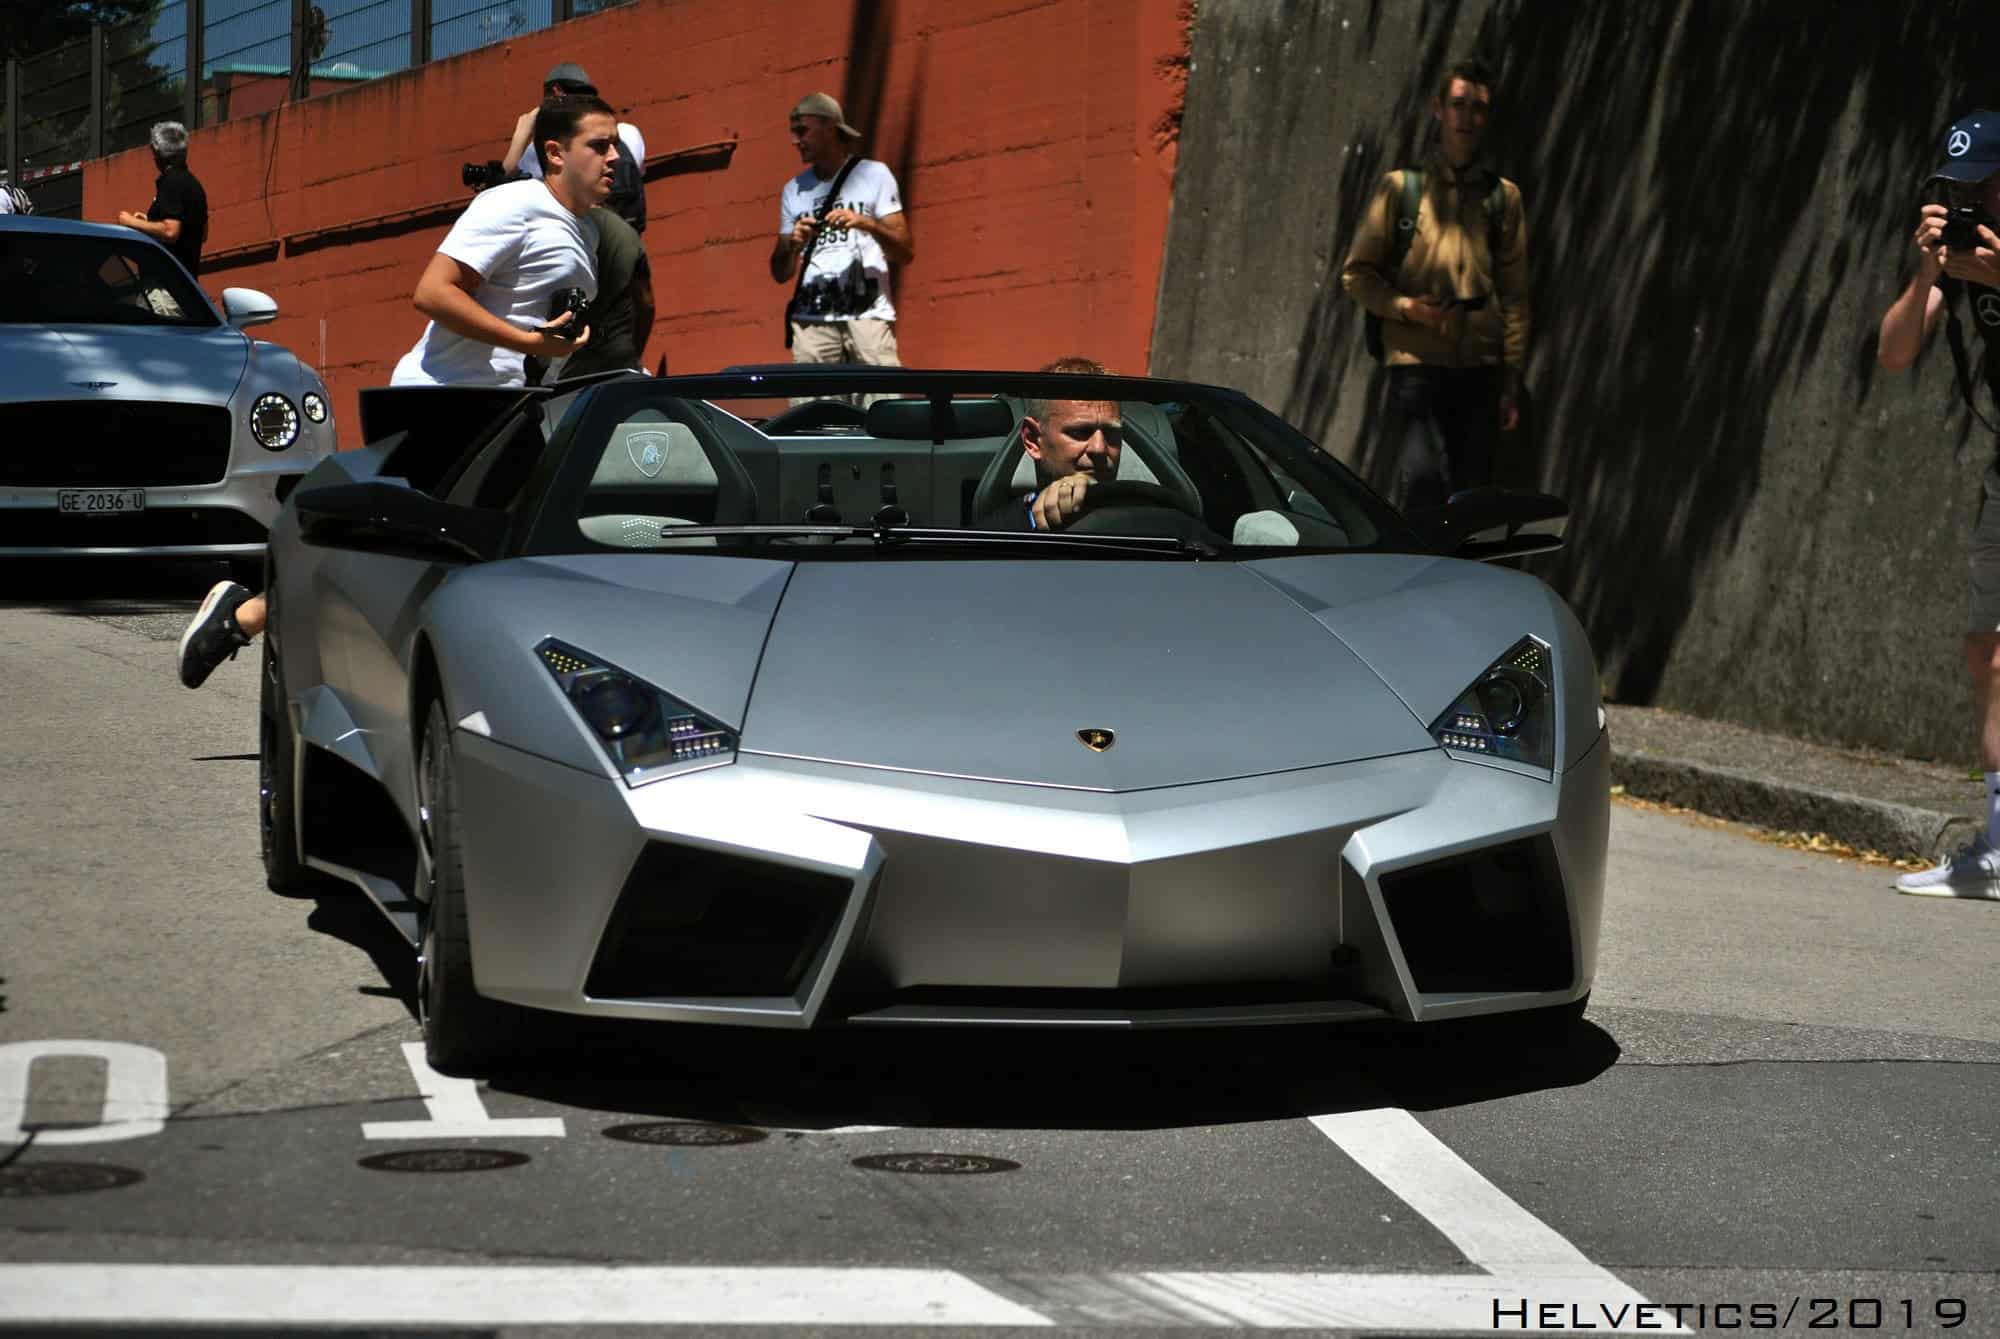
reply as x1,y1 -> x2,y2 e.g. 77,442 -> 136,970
545,287 -> 591,339
1942,206 -> 1991,253
461,160 -> 510,192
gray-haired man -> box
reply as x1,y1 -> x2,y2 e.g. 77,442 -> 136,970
116,121 -> 208,278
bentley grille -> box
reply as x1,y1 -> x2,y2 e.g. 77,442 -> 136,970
0,402 -> 234,485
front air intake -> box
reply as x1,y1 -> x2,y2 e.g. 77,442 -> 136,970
585,842 -> 849,999
1377,838 -> 1572,993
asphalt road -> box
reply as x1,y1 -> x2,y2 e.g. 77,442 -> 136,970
1,563 -> 1997,1337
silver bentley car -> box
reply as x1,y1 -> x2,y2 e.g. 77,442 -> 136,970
0,215 -> 336,574
264,367 -> 1608,1073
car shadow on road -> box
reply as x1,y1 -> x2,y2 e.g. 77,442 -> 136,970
0,557 -> 235,610
290,878 -> 421,1021
485,1011 -> 1620,1133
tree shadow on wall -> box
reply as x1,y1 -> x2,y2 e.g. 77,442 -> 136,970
1283,0 -> 2000,704
842,0 -> 925,274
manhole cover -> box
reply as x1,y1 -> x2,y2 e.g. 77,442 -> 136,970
0,1162 -> 146,1197
851,1152 -> 1020,1175
357,1148 -> 531,1174
602,1121 -> 767,1147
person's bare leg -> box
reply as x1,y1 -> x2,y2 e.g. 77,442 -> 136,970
176,581 -> 259,689
1899,632 -> 2000,897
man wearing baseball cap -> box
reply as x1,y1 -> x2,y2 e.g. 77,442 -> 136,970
502,62 -> 649,233
1878,109 -> 2000,900
769,91 -> 913,388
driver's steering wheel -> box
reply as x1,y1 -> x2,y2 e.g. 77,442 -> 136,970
1061,479 -> 1205,535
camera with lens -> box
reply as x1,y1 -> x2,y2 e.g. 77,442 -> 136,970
461,159 -> 510,192
545,287 -> 591,339
1942,205 -> 1993,253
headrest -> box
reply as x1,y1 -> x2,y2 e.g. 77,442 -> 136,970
864,396 -> 1015,440
592,416 -> 717,487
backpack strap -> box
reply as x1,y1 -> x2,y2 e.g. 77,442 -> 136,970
1484,177 -> 1507,263
1387,169 -> 1424,276
1942,280 -> 2000,438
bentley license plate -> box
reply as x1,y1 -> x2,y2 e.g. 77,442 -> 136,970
58,489 -> 146,516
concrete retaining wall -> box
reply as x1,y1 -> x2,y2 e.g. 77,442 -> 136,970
1153,0 -> 2000,764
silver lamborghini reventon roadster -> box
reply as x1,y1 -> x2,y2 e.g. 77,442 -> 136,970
263,367 -> 1608,1073
0,215 -> 335,572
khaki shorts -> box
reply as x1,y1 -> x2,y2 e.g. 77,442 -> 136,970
1970,465 -> 2000,633
789,317 -> 900,367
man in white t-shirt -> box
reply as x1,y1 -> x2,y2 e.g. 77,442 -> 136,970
177,98 -> 625,692
502,63 -> 648,233
769,92 -> 913,375
391,96 -> 622,388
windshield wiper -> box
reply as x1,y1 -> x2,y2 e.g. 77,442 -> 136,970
653,524 -> 1217,558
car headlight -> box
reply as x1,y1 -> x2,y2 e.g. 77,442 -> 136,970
538,638 -> 736,784
250,393 -> 299,450
301,391 -> 328,424
1430,635 -> 1555,772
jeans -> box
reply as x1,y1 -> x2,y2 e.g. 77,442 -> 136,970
1386,365 -> 1502,511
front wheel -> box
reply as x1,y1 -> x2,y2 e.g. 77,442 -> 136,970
416,698 -> 535,1075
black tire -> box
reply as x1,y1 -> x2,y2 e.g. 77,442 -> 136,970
417,698 -> 535,1075
258,637 -> 311,893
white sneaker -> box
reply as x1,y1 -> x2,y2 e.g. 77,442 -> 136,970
1895,836 -> 2000,900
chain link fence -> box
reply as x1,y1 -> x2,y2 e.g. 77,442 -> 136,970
3,0 -> 636,216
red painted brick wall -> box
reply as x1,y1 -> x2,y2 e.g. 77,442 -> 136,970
83,0 -> 1186,449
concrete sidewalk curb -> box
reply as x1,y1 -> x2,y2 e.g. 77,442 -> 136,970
1608,749 -> 1975,863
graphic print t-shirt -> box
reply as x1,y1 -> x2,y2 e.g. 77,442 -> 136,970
391,179 -> 599,388
779,157 -> 901,323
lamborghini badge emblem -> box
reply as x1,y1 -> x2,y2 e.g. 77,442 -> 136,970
1077,727 -> 1115,752
627,430 -> 669,478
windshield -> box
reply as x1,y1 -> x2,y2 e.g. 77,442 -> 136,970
515,372 -> 1418,560
0,232 -> 217,327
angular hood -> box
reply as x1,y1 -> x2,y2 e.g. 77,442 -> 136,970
0,325 -> 250,406
742,562 -> 1435,790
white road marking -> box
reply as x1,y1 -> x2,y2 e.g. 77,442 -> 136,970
0,1040 -> 168,1145
0,1265 -> 1051,1327
1302,1106 -> 1688,1333
359,1043 -> 566,1140
0,1265 -> 1695,1331
1032,1271 -> 1689,1331
737,1101 -> 901,1134
1309,1106 -> 1605,1277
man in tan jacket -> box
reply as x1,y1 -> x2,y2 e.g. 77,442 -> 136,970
1341,58 -> 1531,510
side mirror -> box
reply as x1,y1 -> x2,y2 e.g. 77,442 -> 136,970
294,481 -> 505,564
1407,486 -> 1567,562
222,287 -> 280,328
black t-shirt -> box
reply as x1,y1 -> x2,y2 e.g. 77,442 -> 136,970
148,164 -> 208,277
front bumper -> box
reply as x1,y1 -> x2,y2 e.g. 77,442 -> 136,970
0,462 -> 308,558
451,729 -> 1611,1030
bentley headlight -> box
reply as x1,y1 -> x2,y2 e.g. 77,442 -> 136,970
1430,635 -> 1555,772
538,639 -> 735,784
301,391 -> 328,424
250,393 -> 299,450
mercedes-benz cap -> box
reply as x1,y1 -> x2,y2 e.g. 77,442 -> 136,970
1934,109 -> 2000,182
